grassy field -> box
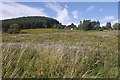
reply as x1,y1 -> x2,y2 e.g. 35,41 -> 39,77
2,29 -> 118,78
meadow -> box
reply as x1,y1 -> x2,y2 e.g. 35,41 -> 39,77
2,29 -> 118,78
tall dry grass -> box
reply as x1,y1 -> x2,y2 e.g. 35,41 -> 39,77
2,29 -> 118,78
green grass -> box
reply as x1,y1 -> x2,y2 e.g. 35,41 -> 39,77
2,29 -> 118,78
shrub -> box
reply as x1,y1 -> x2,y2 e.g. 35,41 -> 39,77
113,23 -> 120,30
8,23 -> 21,34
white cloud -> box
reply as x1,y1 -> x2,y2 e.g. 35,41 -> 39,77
1,2 -> 48,20
73,22 -> 79,26
101,19 -> 118,27
86,6 -> 94,11
111,19 -> 118,25
1,0 -> 120,2
45,3 -> 79,26
104,16 -> 114,21
100,16 -> 115,23
72,10 -> 79,18
45,2 -> 70,25
100,22 -> 106,26
91,18 -> 97,21
65,4 -> 68,8
0,2 -> 2,19
99,8 -> 103,12
100,16 -> 116,26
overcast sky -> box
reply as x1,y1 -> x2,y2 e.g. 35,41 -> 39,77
1,2 -> 118,26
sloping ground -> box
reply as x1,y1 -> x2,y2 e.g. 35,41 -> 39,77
2,29 -> 118,78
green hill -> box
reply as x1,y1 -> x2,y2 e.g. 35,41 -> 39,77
2,16 -> 61,32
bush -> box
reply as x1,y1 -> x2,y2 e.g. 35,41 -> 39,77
8,23 -> 21,34
113,23 -> 120,30
52,24 -> 64,29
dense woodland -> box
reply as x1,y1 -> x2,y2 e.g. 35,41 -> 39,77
1,16 -> 120,34
2,16 -> 60,33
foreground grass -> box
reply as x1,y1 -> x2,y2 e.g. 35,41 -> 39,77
2,29 -> 118,78
0,33 -> 2,78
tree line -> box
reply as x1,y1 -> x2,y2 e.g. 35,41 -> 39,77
2,16 -> 60,33
67,20 -> 120,31
1,16 -> 120,34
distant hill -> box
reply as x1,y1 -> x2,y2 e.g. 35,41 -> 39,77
2,16 -> 61,32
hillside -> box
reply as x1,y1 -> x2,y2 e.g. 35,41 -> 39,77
2,16 -> 61,32
2,29 -> 118,78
